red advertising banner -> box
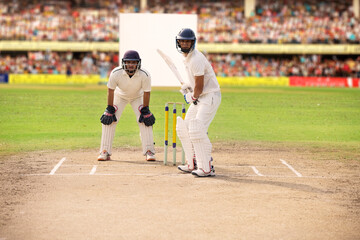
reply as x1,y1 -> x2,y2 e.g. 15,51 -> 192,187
289,76 -> 360,88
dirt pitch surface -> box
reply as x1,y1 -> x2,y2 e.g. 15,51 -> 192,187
0,143 -> 359,240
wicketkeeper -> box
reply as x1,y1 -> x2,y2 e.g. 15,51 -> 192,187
98,50 -> 156,161
175,28 -> 221,177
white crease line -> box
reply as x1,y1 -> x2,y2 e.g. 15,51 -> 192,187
219,165 -> 287,169
89,165 -> 97,175
62,164 -> 95,167
280,159 -> 302,177
222,174 -> 330,179
24,173 -> 334,178
26,173 -> 186,177
251,166 -> 264,176
49,157 -> 66,175
98,164 -> 162,167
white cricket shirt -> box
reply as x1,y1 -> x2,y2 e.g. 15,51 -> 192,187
183,49 -> 220,95
107,67 -> 151,100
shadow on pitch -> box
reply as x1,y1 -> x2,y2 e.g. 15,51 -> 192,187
213,169 -> 330,194
105,159 -> 163,166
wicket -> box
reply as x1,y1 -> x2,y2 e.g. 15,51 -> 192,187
164,102 -> 186,165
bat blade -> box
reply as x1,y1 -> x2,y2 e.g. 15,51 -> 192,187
157,48 -> 184,85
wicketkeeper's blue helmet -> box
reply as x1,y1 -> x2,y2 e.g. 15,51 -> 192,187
176,28 -> 196,54
122,50 -> 141,74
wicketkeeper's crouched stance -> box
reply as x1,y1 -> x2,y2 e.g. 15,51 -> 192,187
175,28 -> 221,177
98,50 -> 156,161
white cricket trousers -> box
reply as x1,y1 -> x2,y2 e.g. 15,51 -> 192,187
180,91 -> 221,172
185,91 -> 221,128
100,95 -> 155,155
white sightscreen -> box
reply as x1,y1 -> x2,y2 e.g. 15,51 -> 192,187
119,13 -> 197,87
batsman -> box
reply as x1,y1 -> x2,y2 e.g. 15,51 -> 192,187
175,28 -> 221,177
98,50 -> 156,161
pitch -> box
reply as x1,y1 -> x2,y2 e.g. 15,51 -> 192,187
0,143 -> 359,239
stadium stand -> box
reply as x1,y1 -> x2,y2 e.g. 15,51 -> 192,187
0,0 -> 358,43
207,53 -> 360,78
0,0 -> 359,79
1,52 -> 359,78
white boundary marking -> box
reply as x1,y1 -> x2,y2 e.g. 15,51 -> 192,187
89,165 -> 97,175
251,166 -> 264,176
49,157 -> 66,175
280,159 -> 302,177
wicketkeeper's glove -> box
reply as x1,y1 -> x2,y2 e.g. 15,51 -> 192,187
100,105 -> 117,125
139,106 -> 155,126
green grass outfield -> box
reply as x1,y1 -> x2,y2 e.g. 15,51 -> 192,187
0,84 -> 359,160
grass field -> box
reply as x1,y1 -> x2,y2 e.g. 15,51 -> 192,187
0,84 -> 359,160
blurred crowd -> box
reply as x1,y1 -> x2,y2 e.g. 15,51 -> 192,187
208,53 -> 360,78
1,0 -> 359,78
197,0 -> 359,44
0,51 -> 119,78
0,0 -> 358,44
1,51 -> 359,78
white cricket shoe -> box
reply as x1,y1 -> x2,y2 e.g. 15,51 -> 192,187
192,166 -> 215,177
177,164 -> 195,173
178,155 -> 197,173
146,150 -> 156,161
98,150 -> 111,161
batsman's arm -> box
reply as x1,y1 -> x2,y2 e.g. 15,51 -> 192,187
183,76 -> 203,105
193,75 -> 204,99
107,88 -> 115,106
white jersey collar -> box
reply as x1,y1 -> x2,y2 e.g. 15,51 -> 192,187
183,50 -> 195,63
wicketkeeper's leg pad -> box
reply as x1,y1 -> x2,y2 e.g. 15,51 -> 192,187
188,119 -> 212,173
139,123 -> 155,155
100,121 -> 117,155
176,117 -> 195,168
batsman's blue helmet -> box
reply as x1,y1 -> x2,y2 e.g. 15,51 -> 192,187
176,28 -> 196,53
122,50 -> 141,74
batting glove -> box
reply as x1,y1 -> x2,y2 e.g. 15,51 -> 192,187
184,92 -> 198,105
179,83 -> 193,95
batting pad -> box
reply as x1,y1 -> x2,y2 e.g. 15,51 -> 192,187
139,123 -> 155,155
176,117 -> 195,168
100,122 -> 117,155
188,119 -> 212,173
